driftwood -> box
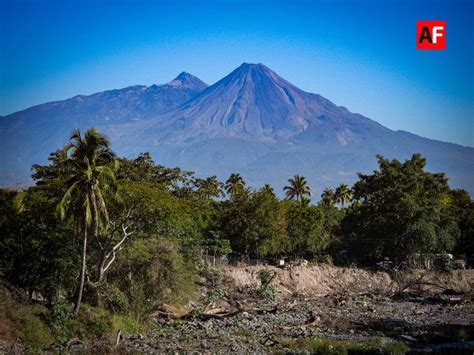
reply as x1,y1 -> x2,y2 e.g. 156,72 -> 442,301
388,269 -> 449,297
115,329 -> 122,346
65,337 -> 85,348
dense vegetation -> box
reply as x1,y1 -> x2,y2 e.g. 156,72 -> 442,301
0,128 -> 472,349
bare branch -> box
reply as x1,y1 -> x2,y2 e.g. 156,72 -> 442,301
98,223 -> 134,281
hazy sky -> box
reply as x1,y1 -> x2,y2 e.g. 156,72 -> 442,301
0,0 -> 472,146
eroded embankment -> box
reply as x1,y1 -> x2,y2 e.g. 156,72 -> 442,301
224,264 -> 474,297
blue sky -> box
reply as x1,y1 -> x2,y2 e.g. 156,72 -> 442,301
0,0 -> 472,146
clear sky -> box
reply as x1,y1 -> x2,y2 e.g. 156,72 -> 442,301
0,0 -> 472,146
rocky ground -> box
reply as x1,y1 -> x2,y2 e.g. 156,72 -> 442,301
62,266 -> 474,353
5,265 -> 474,354
108,292 -> 472,353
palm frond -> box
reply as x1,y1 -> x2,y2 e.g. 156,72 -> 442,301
57,181 -> 79,220
95,187 -> 110,227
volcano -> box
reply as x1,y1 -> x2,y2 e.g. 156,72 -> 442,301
1,63 -> 473,195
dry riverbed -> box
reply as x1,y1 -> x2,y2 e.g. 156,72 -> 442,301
110,291 -> 473,353
11,265 -> 474,354
68,266 -> 474,353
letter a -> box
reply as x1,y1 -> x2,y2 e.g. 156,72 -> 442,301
418,26 -> 432,43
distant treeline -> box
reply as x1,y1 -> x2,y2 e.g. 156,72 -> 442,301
0,128 -> 472,332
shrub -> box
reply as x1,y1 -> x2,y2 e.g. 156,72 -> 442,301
77,305 -> 114,339
99,283 -> 129,313
313,255 -> 333,265
250,268 -> 277,301
258,269 -> 273,284
9,304 -> 54,350
251,283 -> 277,301
51,299 -> 74,343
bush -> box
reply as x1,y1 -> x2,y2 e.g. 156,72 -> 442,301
250,268 -> 277,301
313,255 -> 333,265
51,299 -> 74,343
436,254 -> 453,272
77,305 -> 114,339
9,304 -> 54,350
258,269 -> 273,284
99,283 -> 129,313
250,283 -> 277,301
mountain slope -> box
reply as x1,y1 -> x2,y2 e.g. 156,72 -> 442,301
1,63 -> 473,196
107,63 -> 473,194
135,63 -> 388,145
0,72 -> 207,185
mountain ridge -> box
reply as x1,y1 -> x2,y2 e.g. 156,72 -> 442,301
0,63 -> 473,196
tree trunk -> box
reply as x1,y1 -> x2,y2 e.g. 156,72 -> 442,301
90,189 -> 99,240
74,227 -> 87,316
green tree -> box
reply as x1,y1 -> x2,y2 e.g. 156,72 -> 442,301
202,231 -> 232,265
342,154 -> 459,264
285,203 -> 327,257
116,152 -> 194,191
262,184 -> 274,195
334,184 -> 351,207
193,176 -> 225,201
0,187 -> 77,301
447,189 -> 474,258
57,128 -> 118,316
225,173 -> 246,198
284,175 -> 311,203
221,186 -> 285,258
320,188 -> 335,206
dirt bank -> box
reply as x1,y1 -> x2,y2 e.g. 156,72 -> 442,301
224,264 -> 474,297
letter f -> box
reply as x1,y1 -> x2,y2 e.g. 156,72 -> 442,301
432,26 -> 444,44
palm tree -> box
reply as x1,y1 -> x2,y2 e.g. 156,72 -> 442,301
300,195 -> 311,207
334,184 -> 351,207
57,128 -> 117,316
196,176 -> 224,200
320,188 -> 335,206
225,173 -> 246,197
261,184 -> 274,195
284,174 -> 311,202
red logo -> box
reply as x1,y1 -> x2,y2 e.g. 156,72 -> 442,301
417,20 -> 445,49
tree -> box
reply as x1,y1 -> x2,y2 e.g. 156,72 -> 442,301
0,187 -> 77,300
116,152 -> 194,192
225,173 -> 246,197
285,203 -> 327,257
447,189 -> 474,258
334,184 -> 351,207
262,184 -> 274,195
320,188 -> 335,206
193,176 -> 225,201
202,231 -> 232,265
57,128 -> 118,316
342,154 -> 459,265
283,175 -> 311,203
221,187 -> 285,258
300,195 -> 311,207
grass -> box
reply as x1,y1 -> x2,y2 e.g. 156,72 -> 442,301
234,327 -> 257,339
113,313 -> 151,334
280,337 -> 408,355
4,303 -> 55,350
